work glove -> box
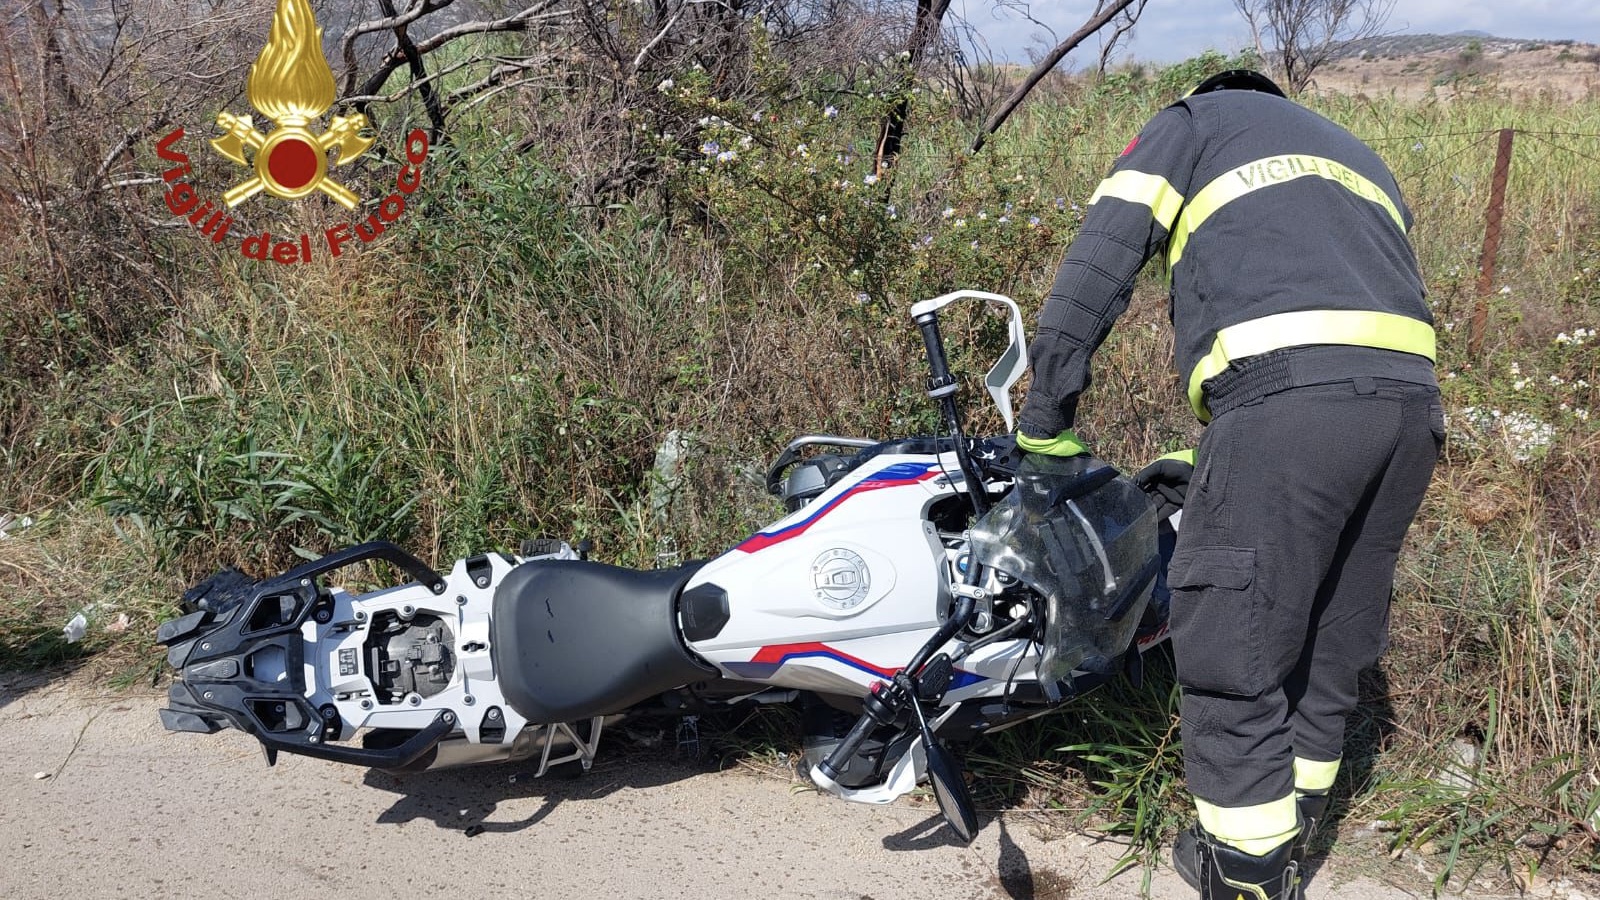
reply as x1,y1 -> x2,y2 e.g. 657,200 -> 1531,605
1015,428 -> 1090,457
1132,449 -> 1194,521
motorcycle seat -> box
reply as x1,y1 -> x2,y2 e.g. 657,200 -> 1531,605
491,559 -> 716,723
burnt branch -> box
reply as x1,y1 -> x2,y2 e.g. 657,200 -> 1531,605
375,0 -> 449,142
345,0 -> 570,125
339,0 -> 454,98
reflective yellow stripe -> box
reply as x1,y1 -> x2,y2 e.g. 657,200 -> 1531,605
1089,169 -> 1185,231
1186,310 -> 1437,420
1295,756 -> 1341,793
1157,448 -> 1197,466
1166,154 -> 1408,273
1195,794 -> 1300,856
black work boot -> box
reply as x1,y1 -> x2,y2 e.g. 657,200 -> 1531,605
1172,824 -> 1301,900
1290,791 -> 1330,869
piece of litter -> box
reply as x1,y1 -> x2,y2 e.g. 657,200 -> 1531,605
106,613 -> 130,634
63,613 -> 88,644
33,772 -> 50,780
0,514 -> 35,539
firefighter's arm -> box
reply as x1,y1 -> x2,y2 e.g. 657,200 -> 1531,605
1018,106 -> 1202,439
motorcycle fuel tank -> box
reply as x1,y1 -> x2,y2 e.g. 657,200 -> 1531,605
682,455 -> 958,695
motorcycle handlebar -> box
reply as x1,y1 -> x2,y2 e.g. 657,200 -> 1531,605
814,706 -> 880,783
812,584 -> 980,784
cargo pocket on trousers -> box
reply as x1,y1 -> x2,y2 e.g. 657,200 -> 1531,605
1168,546 -> 1267,697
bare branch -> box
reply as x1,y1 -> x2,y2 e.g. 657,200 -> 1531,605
874,0 -> 953,176
342,56 -> 480,106
93,114 -> 169,182
455,74 -> 567,115
971,0 -> 1143,153
374,0 -> 448,140
631,4 -> 686,73
1232,0 -> 1393,92
413,2 -> 567,56
1097,0 -> 1150,74
339,0 -> 454,98
447,57 -> 552,104
346,1 -> 569,108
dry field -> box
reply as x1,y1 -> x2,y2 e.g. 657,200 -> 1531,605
1313,36 -> 1600,101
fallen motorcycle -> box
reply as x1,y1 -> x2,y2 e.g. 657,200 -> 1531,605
157,290 -> 1175,843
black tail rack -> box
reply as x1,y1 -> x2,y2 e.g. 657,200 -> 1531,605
157,541 -> 455,768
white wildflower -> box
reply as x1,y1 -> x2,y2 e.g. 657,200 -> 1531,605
1458,406 -> 1555,461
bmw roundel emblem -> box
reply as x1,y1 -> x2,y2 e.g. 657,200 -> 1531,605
812,548 -> 871,610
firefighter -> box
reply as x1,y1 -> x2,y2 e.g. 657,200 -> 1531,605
1016,70 -> 1443,899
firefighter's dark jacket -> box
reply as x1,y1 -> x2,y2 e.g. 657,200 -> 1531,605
1018,90 -> 1437,437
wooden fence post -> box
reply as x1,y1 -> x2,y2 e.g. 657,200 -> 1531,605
1469,128 -> 1515,359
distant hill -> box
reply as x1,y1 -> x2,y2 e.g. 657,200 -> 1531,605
1332,31 -> 1584,60
1314,34 -> 1600,101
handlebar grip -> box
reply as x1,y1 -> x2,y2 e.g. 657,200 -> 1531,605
815,709 -> 878,783
915,313 -> 956,396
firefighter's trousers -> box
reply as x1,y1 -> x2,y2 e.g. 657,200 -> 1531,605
1168,376 -> 1443,853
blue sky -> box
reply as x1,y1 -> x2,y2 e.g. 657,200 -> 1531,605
963,0 -> 1600,64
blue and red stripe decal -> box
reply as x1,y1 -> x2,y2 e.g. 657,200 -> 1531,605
723,641 -> 984,690
737,462 -> 941,553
